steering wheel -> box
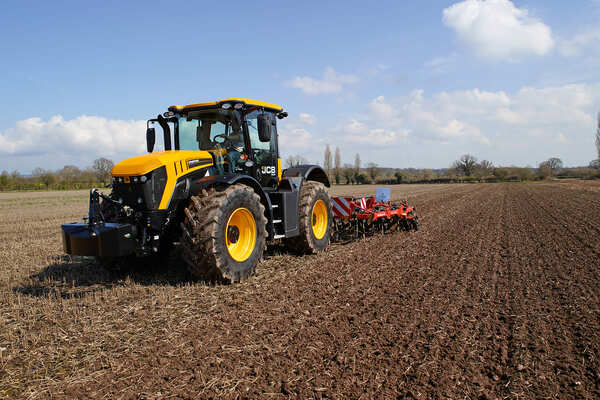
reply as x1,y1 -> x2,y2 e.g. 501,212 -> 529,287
212,134 -> 229,146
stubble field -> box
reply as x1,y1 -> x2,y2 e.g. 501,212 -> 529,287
1,181 -> 599,399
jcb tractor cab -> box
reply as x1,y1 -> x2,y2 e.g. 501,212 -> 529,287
62,98 -> 332,282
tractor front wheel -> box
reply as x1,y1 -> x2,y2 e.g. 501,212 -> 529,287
180,184 -> 267,283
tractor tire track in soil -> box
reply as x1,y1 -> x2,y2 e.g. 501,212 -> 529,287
1,182 -> 599,399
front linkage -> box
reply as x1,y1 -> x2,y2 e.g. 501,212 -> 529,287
62,189 -> 166,258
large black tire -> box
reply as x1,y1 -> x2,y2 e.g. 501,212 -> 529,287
180,184 -> 267,283
285,181 -> 332,254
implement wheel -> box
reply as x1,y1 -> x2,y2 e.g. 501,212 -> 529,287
285,181 -> 332,254
180,184 -> 267,283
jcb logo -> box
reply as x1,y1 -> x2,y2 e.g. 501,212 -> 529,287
261,166 -> 276,176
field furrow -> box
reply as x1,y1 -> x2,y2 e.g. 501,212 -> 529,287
1,181 -> 599,399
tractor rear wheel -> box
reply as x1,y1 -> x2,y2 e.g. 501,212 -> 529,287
285,181 -> 331,254
180,184 -> 267,283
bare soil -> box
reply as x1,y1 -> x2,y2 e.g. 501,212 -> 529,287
1,182 -> 599,399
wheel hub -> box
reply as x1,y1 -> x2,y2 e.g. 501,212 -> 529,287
227,225 -> 240,244
311,199 -> 328,240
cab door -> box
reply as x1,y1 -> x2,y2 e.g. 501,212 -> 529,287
245,110 -> 279,189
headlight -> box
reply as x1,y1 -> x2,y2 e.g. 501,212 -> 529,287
147,166 -> 167,209
111,167 -> 167,210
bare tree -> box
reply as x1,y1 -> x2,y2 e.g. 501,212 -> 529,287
538,157 -> 563,178
342,163 -> 354,184
59,165 -> 81,187
31,167 -> 45,177
284,155 -> 294,168
474,159 -> 493,179
354,153 -> 361,183
367,162 -> 378,183
479,160 -> 493,172
40,171 -> 56,188
538,162 -> 552,179
453,154 -> 478,176
323,145 -> 332,182
0,171 -> 8,189
544,157 -> 563,174
285,155 -> 309,168
31,167 -> 56,188
334,147 -> 342,185
92,157 -> 114,184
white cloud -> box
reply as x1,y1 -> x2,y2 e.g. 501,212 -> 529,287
495,84 -> 596,127
443,0 -> 554,61
425,55 -> 454,68
343,120 -> 403,146
298,113 -> 316,125
366,64 -> 391,76
284,67 -> 359,95
367,96 -> 400,121
333,97 -> 409,148
334,83 -> 599,165
278,126 -> 315,151
558,28 -> 600,57
0,115 -> 147,169
277,114 -> 325,164
401,90 -> 492,144
424,54 -> 458,74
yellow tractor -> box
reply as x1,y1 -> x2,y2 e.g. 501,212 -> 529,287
62,98 -> 331,282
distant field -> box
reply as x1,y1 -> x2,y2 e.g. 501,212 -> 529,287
1,181 -> 599,398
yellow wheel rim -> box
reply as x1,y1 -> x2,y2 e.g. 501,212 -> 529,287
311,199 -> 328,240
225,208 -> 256,262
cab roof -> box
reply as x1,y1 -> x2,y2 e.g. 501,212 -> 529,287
169,98 -> 283,113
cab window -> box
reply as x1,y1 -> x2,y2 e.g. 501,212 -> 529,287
246,110 -> 271,151
178,119 -> 199,150
178,117 -> 229,151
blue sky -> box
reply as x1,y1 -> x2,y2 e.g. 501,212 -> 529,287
1,0 -> 599,172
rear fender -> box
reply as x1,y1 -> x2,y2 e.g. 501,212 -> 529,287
282,165 -> 330,187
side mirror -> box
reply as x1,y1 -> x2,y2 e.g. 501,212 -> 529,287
146,127 -> 156,153
257,114 -> 271,142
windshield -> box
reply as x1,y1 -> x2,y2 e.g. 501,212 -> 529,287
177,110 -> 243,151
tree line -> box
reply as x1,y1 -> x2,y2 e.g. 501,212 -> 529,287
285,147 -> 599,186
0,158 -> 114,191
285,147 -> 374,184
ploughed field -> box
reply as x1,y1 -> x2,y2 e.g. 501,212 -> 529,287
1,181 -> 600,399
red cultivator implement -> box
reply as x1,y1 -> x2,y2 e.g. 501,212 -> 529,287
331,194 -> 418,242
